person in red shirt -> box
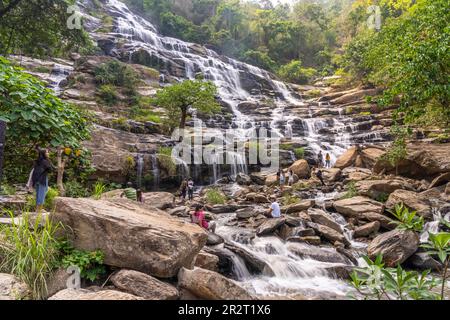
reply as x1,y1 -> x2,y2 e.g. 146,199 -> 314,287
191,204 -> 216,233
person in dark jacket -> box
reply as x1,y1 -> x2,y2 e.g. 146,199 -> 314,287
31,148 -> 54,212
316,168 -> 325,186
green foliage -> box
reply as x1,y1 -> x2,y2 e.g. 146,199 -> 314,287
58,241 -> 106,282
94,60 -> 140,90
278,60 -> 317,85
0,0 -> 92,57
0,57 -> 91,183
375,192 -> 389,203
157,147 -> 177,177
0,183 -> 16,195
349,255 -> 440,300
44,187 -> 59,211
293,147 -> 305,160
205,188 -> 226,205
388,203 -> 424,232
282,194 -> 301,206
97,84 -> 119,106
153,79 -> 220,130
92,181 -> 107,200
0,211 -> 62,300
64,180 -> 90,198
342,181 -> 358,199
242,50 -> 277,72
382,124 -> 410,174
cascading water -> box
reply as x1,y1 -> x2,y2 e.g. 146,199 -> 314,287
48,63 -> 74,96
136,154 -> 144,188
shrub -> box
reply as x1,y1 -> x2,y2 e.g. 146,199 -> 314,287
388,203 -> 424,232
278,60 -> 317,84
1,184 -> 16,195
97,84 -> 119,106
44,187 -> 59,211
293,148 -> 305,159
94,60 -> 140,90
376,192 -> 389,203
64,181 -> 90,198
0,212 -> 62,299
205,188 -> 226,205
282,194 -> 301,206
92,181 -> 107,200
342,181 -> 358,199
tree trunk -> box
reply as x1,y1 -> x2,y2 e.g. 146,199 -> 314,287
179,107 -> 187,129
56,148 -> 66,196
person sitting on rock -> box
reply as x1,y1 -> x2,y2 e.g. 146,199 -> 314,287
266,196 -> 281,219
121,182 -> 137,201
191,204 -> 216,233
316,168 -> 325,186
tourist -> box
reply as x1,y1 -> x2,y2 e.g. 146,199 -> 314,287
325,153 -> 331,168
187,178 -> 194,201
191,204 -> 216,233
288,169 -> 294,186
316,168 -> 325,186
136,189 -> 143,203
318,150 -> 323,168
179,178 -> 188,202
31,148 -> 54,213
267,196 -> 281,219
278,169 -> 286,191
121,182 -> 137,201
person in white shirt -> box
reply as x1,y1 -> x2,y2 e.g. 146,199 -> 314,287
267,196 -> 281,218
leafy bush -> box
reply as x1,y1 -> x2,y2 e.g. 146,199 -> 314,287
58,241 -> 106,282
282,194 -> 301,206
341,181 -> 358,199
375,192 -> 389,203
64,181 -> 90,198
242,50 -> 277,72
1,184 -> 16,195
388,203 -> 424,232
94,60 -> 140,91
205,188 -> 226,205
44,187 -> 59,211
349,255 -> 440,300
278,60 -> 317,85
382,124 -> 410,175
97,84 -> 119,106
293,147 -> 305,160
0,212 -> 62,300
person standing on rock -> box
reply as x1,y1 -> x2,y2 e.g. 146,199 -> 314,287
318,150 -> 324,168
325,153 -> 331,168
288,169 -> 294,186
316,168 -> 325,186
179,178 -> 188,202
191,204 -> 216,233
187,178 -> 194,201
267,196 -> 281,219
277,169 -> 286,191
121,182 -> 137,201
31,148 -> 54,213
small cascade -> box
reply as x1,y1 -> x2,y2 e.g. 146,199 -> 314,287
47,63 -> 74,96
420,208 -> 449,243
136,154 -> 144,188
150,153 -> 160,190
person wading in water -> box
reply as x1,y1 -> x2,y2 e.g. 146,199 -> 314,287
31,148 -> 54,213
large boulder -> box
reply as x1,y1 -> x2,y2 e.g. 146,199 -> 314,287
0,274 -> 30,300
281,200 -> 315,214
289,160 -> 311,179
143,192 -> 175,209
194,251 -> 220,272
367,229 -> 419,267
256,218 -> 286,236
308,208 -> 342,233
334,147 -> 358,169
206,233 -> 225,246
48,289 -> 143,300
306,222 -> 345,243
360,148 -> 385,169
288,243 -> 351,264
356,179 -> 413,199
330,88 -> 380,105
333,196 -> 393,229
52,198 -> 207,278
385,190 -> 432,219
110,270 -> 179,300
322,168 -> 342,183
236,173 -> 252,186
177,268 -> 256,300
353,221 -> 380,238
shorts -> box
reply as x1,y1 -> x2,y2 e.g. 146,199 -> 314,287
35,181 -> 48,206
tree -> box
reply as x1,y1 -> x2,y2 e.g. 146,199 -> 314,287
382,124 -> 410,175
0,57 -> 91,185
152,79 -> 220,131
0,0 -> 92,57
278,60 -> 317,85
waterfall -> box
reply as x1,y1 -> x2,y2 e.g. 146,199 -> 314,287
48,63 -> 73,96
136,154 -> 144,188
150,154 -> 160,190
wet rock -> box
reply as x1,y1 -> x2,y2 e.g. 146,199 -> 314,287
287,236 -> 321,246
256,218 -> 286,236
194,251 -> 220,272
236,173 -> 252,186
324,265 -> 354,279
177,267 -> 256,300
367,229 -> 419,267
285,216 -> 306,227
224,242 -> 274,276
289,160 -> 311,179
333,196 -> 393,229
143,192 -> 175,210
282,200 -> 315,214
406,252 -> 442,271
235,208 -> 260,219
293,228 -> 316,237
111,270 -> 179,300
250,172 -> 268,185
0,273 -> 30,300
49,289 -> 143,300
276,224 -> 294,240
209,204 -> 240,214
334,147 -> 358,169
231,231 -> 256,245
207,233 -> 225,246
308,208 -> 342,233
385,190 -> 432,219
353,221 -> 380,238
52,198 -> 207,278
306,222 -> 345,243
289,244 -> 351,264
